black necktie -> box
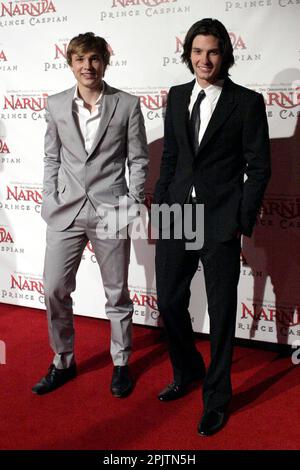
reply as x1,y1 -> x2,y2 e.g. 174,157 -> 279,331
190,90 -> 206,154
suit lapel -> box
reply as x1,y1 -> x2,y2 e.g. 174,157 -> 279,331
87,83 -> 119,158
197,78 -> 237,154
65,86 -> 87,159
175,80 -> 195,159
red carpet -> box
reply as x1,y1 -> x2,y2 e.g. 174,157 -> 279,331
0,303 -> 299,450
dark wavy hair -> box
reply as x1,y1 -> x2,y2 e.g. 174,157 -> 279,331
67,32 -> 110,69
181,18 -> 234,78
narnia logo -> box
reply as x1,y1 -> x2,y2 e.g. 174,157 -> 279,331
6,186 -> 42,204
262,198 -> 300,219
229,32 -> 246,50
111,0 -> 177,7
3,94 -> 48,111
0,1 -> 56,17
11,274 -> 44,294
265,88 -> 300,109
174,36 -> 183,54
0,139 -> 9,154
86,241 -> 94,253
0,227 -> 14,243
0,50 -> 7,61
241,303 -> 300,327
131,292 -> 158,310
174,32 -> 245,55
139,90 -> 168,110
54,43 -> 67,59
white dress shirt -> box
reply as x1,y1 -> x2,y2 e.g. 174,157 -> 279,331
189,79 -> 224,145
189,79 -> 224,197
72,85 -> 104,153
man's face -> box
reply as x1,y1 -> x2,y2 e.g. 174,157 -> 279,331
70,50 -> 105,91
190,34 -> 223,87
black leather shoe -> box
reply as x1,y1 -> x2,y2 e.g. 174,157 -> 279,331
111,365 -> 133,398
158,368 -> 205,402
32,363 -> 77,395
158,381 -> 186,401
198,408 -> 226,436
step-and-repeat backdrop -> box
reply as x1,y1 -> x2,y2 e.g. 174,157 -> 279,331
0,0 -> 299,345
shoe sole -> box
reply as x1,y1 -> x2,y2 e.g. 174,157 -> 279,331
111,385 -> 133,398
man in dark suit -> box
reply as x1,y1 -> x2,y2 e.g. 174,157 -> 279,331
154,18 -> 270,435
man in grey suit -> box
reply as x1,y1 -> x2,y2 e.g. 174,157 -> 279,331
32,32 -> 148,397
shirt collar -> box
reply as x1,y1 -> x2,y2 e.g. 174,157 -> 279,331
193,79 -> 224,103
73,83 -> 105,105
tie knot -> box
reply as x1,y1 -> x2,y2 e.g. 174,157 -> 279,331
196,89 -> 206,103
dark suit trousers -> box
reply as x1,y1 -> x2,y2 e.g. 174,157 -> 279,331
155,231 -> 241,410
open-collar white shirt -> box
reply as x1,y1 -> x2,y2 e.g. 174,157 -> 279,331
72,84 -> 104,153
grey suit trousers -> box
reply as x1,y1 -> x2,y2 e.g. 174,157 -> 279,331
43,199 -> 133,369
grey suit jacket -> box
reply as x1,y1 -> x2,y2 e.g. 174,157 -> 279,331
41,82 -> 148,231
